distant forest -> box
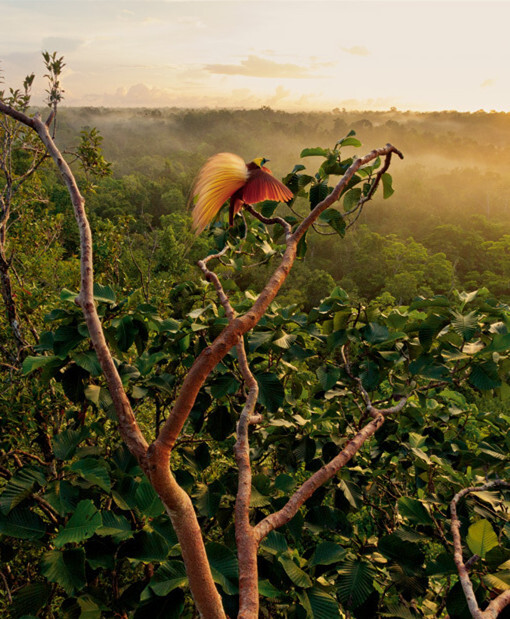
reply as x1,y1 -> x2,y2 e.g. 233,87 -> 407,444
48,107 -> 510,305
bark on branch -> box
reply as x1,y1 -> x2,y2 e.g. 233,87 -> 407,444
450,480 -> 510,619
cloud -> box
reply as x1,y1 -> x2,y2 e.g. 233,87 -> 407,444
205,55 -> 318,79
341,46 -> 370,57
41,37 -> 85,53
481,78 -> 496,88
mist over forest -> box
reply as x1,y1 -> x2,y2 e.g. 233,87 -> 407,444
50,107 -> 510,305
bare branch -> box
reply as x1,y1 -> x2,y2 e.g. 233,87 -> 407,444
450,480 -> 510,619
254,397 -> 407,542
243,203 -> 292,239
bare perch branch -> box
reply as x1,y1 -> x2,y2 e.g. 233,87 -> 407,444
254,397 -> 407,542
450,480 -> 510,619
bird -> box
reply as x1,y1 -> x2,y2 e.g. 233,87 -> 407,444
191,152 -> 293,234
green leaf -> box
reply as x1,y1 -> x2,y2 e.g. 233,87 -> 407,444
338,480 -> 362,509
469,361 -> 501,390
317,366 -> 340,391
40,548 -> 86,594
121,530 -> 170,562
362,322 -> 390,344
296,230 -> 308,258
0,507 -> 46,539
76,594 -> 104,619
206,406 -> 234,441
54,500 -> 102,547
337,558 -> 375,609
479,332 -> 510,354
52,427 -> 89,460
97,511 -> 132,541
258,579 -> 281,599
260,530 -> 288,555
135,479 -> 164,517
381,172 -> 394,199
337,135 -> 362,148
22,355 -> 61,375
309,541 -> 346,566
70,458 -> 111,492
451,310 -> 479,341
306,587 -> 341,618
206,542 -> 239,595
278,554 -> 312,588
84,384 -> 102,405
378,534 -> 424,568
466,519 -> 498,558
398,497 -> 433,525
319,208 -> 345,236
309,181 -> 330,209
209,373 -> 240,398
146,561 -> 188,597
301,147 -> 330,158
115,315 -> 136,351
0,466 -> 46,514
484,570 -> 510,590
93,282 -> 116,304
53,325 -> 85,357
10,583 -> 52,619
256,373 -> 284,412
343,187 -> 362,211
73,350 -> 102,376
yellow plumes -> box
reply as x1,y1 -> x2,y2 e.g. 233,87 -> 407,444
191,153 -> 248,234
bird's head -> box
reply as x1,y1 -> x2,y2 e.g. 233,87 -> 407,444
251,157 -> 269,168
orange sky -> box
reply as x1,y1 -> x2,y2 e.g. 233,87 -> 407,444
1,1 -> 509,112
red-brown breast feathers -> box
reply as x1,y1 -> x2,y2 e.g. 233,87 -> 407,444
242,168 -> 293,205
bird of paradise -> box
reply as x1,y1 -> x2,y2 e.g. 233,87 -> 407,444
191,152 -> 293,234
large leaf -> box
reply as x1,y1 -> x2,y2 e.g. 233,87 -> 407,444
301,147 -> 330,158
466,519 -> 498,558
135,478 -> 165,517
469,361 -> 501,390
256,372 -> 285,412
93,282 -> 116,304
53,427 -> 89,460
451,310 -> 479,341
97,511 -> 133,541
309,541 -> 346,566
336,558 -> 375,609
0,466 -> 47,514
70,458 -> 111,492
398,497 -> 433,525
0,507 -> 46,539
206,542 -> 239,595
40,548 -> 86,594
306,587 -> 341,619
53,500 -> 102,547
10,582 -> 52,619
121,529 -> 170,562
278,554 -> 312,588
484,570 -> 510,591
144,561 -> 188,598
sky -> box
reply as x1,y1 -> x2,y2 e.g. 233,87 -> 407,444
1,0 -> 509,112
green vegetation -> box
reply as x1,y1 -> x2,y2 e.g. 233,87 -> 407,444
2,61 -> 510,617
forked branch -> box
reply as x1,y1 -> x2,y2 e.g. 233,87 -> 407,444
450,480 -> 510,618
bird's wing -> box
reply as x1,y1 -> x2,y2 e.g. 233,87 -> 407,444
191,153 -> 248,234
242,168 -> 293,205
